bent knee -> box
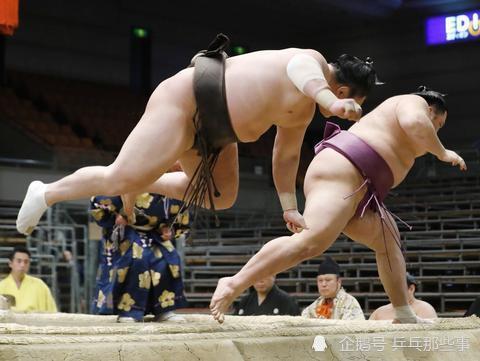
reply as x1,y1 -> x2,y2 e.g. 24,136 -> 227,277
212,188 -> 238,210
215,176 -> 239,210
293,231 -> 333,260
365,229 -> 400,254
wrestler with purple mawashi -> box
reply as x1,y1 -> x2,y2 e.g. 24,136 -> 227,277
211,86 -> 466,324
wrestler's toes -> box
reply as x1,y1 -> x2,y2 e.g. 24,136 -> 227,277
210,301 -> 219,312
216,313 -> 225,324
211,311 -> 222,323
211,307 -> 221,319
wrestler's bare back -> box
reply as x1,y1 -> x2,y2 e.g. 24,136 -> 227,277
154,48 -> 324,143
348,95 -> 426,187
370,299 -> 437,320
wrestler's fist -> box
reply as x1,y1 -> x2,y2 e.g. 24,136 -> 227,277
329,98 -> 362,121
283,209 -> 308,233
438,150 -> 467,171
115,214 -> 128,226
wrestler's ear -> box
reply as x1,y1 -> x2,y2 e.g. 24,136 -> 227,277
427,105 -> 438,119
335,85 -> 350,99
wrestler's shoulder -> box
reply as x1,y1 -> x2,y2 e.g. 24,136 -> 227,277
250,47 -> 320,54
243,48 -> 323,60
283,48 -> 325,60
374,94 -> 425,111
374,304 -> 394,314
391,94 -> 428,104
416,300 -> 436,310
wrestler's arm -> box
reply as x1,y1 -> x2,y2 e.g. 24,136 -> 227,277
398,97 -> 466,170
272,124 -> 308,232
286,50 -> 362,121
396,96 -> 448,158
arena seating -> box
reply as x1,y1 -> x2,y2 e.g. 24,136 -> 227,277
0,83 -> 95,149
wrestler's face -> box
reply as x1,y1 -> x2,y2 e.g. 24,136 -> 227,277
408,284 -> 416,297
9,252 -> 30,277
253,275 -> 276,294
317,274 -> 341,298
430,108 -> 447,132
336,86 -> 366,105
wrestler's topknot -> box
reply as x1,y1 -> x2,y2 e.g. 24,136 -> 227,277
413,85 -> 448,113
332,54 -> 383,98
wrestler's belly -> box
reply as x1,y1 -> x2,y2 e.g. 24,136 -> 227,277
362,146 -> 413,188
225,65 -> 312,143
226,94 -> 278,142
163,64 -> 309,143
226,99 -> 313,143
229,116 -> 273,143
162,67 -> 270,143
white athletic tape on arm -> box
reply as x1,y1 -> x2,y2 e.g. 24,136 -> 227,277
287,54 -> 326,93
286,54 -> 337,109
314,88 -> 338,110
279,192 -> 297,211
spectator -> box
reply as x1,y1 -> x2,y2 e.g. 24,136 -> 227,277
369,273 -> 437,320
235,275 -> 300,316
90,193 -> 189,322
302,256 -> 364,320
0,246 -> 57,312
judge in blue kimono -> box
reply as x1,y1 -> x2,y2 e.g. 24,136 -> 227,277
90,193 -> 189,322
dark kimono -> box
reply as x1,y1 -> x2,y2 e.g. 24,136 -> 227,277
235,285 -> 301,316
90,193 -> 189,320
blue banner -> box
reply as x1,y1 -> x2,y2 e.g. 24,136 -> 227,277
426,10 -> 480,45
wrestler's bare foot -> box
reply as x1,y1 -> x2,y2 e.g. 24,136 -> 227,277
210,277 -> 241,324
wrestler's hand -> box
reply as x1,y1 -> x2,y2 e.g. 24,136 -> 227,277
438,150 -> 467,171
120,193 -> 137,224
115,214 -> 128,226
329,99 -> 362,121
283,209 -> 308,233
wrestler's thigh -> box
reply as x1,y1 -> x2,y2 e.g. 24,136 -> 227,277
212,143 -> 239,192
300,179 -> 360,247
343,210 -> 399,251
112,102 -> 195,186
179,143 -> 239,194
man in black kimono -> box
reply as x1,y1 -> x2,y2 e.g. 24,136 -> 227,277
235,275 -> 300,316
